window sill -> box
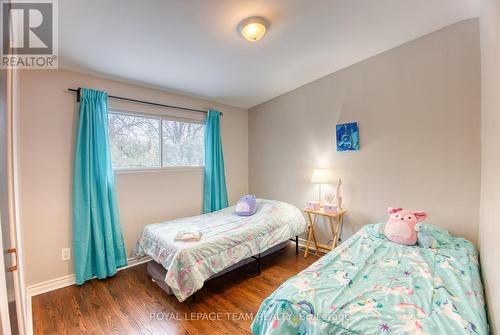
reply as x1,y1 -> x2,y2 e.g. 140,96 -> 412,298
113,166 -> 204,174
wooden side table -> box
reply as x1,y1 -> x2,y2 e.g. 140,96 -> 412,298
302,208 -> 347,257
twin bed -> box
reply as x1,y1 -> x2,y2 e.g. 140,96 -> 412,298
135,200 -> 488,334
135,199 -> 307,302
251,223 -> 488,334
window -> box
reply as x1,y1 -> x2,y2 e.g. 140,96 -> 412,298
108,111 -> 204,170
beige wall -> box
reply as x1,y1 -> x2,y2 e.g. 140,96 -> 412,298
18,69 -> 248,286
249,19 -> 481,245
479,0 -> 500,332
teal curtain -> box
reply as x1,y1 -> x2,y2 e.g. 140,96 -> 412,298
203,109 -> 228,213
72,88 -> 127,285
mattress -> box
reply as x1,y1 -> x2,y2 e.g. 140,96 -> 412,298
135,199 -> 307,302
251,223 -> 488,335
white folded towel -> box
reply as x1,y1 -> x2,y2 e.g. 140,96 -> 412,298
174,231 -> 202,242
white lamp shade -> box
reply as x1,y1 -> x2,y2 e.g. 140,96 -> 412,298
310,168 -> 334,184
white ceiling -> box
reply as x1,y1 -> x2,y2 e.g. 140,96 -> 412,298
59,0 -> 479,109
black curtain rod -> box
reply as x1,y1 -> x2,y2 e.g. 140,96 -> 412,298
67,88 -> 221,115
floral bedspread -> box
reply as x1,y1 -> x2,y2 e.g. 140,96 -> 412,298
251,223 -> 488,335
135,199 -> 307,302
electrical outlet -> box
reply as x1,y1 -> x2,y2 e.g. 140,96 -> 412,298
61,248 -> 71,261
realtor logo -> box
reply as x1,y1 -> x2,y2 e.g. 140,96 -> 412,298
1,0 -> 58,68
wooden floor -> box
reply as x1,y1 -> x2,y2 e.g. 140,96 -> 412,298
32,245 -> 318,335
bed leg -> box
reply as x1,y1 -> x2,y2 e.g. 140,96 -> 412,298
295,235 -> 299,254
257,253 -> 261,275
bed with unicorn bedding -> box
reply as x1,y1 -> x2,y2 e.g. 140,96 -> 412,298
251,223 -> 488,335
135,199 -> 307,302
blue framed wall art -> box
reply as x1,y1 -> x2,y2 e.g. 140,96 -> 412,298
336,122 -> 359,151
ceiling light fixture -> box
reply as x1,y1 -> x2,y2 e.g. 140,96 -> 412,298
238,17 -> 269,42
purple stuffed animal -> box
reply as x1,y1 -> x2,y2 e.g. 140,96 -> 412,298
235,195 -> 257,216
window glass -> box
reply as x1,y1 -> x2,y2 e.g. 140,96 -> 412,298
108,113 -> 160,169
162,119 -> 204,167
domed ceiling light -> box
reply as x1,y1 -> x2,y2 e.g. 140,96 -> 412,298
238,17 -> 269,42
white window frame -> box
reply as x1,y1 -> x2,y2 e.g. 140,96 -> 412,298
108,108 -> 205,173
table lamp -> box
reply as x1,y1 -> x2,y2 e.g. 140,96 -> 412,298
310,168 -> 334,205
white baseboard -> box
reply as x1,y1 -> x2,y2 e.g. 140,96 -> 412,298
26,256 -> 151,297
25,256 -> 151,335
26,240 -> 318,296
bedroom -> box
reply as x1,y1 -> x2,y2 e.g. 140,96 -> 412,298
0,0 -> 498,334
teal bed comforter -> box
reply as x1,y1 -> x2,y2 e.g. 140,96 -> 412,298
251,223 -> 488,335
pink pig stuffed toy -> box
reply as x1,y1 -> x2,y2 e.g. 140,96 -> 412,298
384,207 -> 428,245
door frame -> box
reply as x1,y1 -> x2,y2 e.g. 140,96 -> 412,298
6,62 -> 27,335
1,55 -> 26,335
0,214 -> 12,335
